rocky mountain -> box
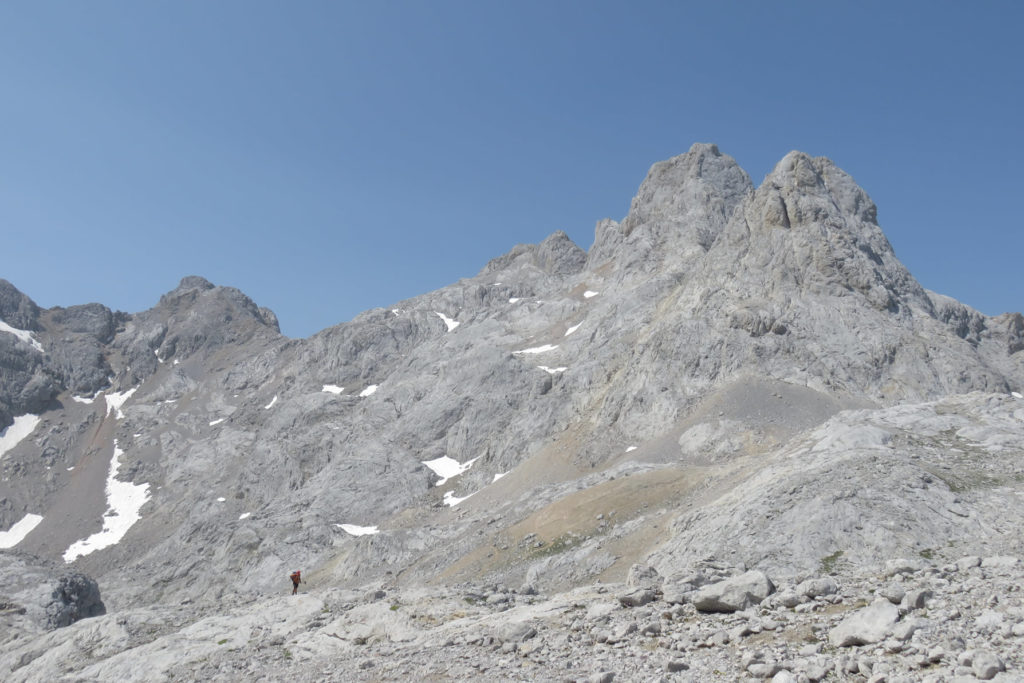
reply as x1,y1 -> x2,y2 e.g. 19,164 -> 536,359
1,143 -> 1023,681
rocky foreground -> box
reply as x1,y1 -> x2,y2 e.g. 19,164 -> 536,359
5,555 -> 1024,682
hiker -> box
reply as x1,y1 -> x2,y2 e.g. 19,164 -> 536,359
290,570 -> 302,595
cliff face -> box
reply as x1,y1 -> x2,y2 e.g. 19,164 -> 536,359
0,144 -> 1021,616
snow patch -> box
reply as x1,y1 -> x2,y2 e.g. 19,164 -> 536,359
625,446 -> 638,452
1013,392 -> 1023,399
209,418 -> 225,426
105,388 -> 137,419
359,384 -> 379,397
0,414 -> 41,459
513,344 -> 559,355
538,366 -> 567,374
583,290 -> 599,298
492,471 -> 508,483
63,440 -> 150,562
322,384 -> 345,394
336,523 -> 380,536
216,497 -> 226,502
422,455 -> 479,486
0,513 -> 44,549
264,395 -> 278,410
443,490 -> 474,507
238,512 -> 251,520
0,319 -> 44,352
72,393 -> 98,404
564,323 -> 582,336
435,311 -> 460,331
509,298 -> 521,303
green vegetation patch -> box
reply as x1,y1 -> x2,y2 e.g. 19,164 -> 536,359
819,550 -> 844,574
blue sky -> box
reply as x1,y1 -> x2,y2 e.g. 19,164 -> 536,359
2,1 -> 1021,338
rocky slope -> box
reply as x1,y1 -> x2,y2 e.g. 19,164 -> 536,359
1,143 -> 1023,680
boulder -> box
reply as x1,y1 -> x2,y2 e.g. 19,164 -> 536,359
829,599 -> 900,647
617,587 -> 656,608
626,563 -> 662,590
44,573 -> 106,629
692,570 -> 775,613
972,650 -> 1005,680
496,621 -> 537,643
797,576 -> 838,598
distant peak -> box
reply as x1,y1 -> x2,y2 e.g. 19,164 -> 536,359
622,143 -> 752,229
765,151 -> 831,191
175,276 -> 215,293
761,151 -> 877,225
0,279 -> 42,331
686,141 -> 721,156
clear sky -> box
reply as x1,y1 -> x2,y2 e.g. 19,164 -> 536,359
2,1 -> 1021,338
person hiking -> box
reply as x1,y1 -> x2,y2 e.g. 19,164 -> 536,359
290,570 -> 302,595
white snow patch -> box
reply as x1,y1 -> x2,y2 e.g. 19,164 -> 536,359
336,523 -> 380,536
443,490 -> 475,507
513,344 -> 559,355
322,384 -> 345,394
105,388 -> 137,419
63,440 -> 150,562
538,365 -> 567,374
216,497 -> 226,502
509,298 -> 521,303
72,393 -> 97,404
0,319 -> 44,352
238,512 -> 251,520
564,322 -> 582,336
583,290 -> 599,298
435,311 -> 461,331
173,359 -> 180,365
67,466 -> 75,471
359,384 -> 379,397
0,414 -> 41,459
626,446 -> 638,452
422,455 -> 479,486
209,418 -> 225,426
264,395 -> 278,410
0,513 -> 44,549
492,471 -> 508,483
1013,392 -> 1023,399
154,349 -> 164,364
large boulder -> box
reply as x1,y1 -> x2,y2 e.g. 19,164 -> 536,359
829,598 -> 900,647
691,570 -> 775,613
44,573 -> 106,629
1,553 -> 105,630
